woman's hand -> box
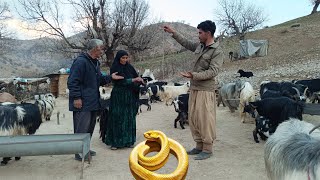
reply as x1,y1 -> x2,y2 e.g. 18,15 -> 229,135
132,77 -> 145,84
111,72 -> 124,80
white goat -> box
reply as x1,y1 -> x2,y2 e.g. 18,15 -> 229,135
239,81 -> 255,123
142,69 -> 155,81
99,86 -> 111,100
265,119 -> 320,180
160,82 -> 190,105
35,93 -> 55,122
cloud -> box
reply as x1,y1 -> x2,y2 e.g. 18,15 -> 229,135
3,16 -> 86,40
4,18 -> 38,39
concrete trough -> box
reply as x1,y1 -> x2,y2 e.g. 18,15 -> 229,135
0,133 -> 91,179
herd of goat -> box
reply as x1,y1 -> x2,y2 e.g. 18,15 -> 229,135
1,68 -> 320,179
128,69 -> 320,179
0,92 -> 55,165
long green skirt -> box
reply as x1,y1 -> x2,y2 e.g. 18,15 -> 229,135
104,86 -> 139,148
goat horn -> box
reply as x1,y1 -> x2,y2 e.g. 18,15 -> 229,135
292,87 -> 300,97
303,87 -> 309,97
309,123 -> 320,134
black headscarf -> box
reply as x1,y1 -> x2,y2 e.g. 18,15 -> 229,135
110,50 -> 138,79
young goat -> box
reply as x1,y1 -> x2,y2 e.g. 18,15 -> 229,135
237,69 -> 253,78
239,81 -> 256,123
172,94 -> 189,129
253,116 -> 270,143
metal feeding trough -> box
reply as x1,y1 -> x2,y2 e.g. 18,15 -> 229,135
0,133 -> 91,179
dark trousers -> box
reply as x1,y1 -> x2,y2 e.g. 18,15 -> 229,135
73,111 -> 97,137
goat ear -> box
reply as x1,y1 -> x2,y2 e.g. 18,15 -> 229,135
241,84 -> 245,90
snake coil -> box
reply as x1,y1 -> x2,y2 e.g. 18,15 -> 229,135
129,130 -> 189,180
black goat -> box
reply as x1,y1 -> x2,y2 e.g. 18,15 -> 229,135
172,94 -> 189,129
293,78 -> 320,99
260,81 -> 307,101
244,97 -> 304,134
0,102 -> 42,165
237,69 -> 253,78
138,98 -> 151,113
229,51 -> 234,60
253,116 -> 270,143
310,92 -> 320,103
98,98 -> 110,143
260,90 -> 283,99
261,89 -> 300,101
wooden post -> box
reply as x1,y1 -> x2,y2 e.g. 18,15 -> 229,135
162,31 -> 165,80
57,111 -> 60,125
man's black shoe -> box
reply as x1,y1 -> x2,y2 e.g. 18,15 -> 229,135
187,148 -> 202,155
194,152 -> 212,160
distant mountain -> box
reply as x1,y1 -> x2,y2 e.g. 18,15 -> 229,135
140,22 -> 198,58
0,22 -> 197,78
0,38 -> 73,78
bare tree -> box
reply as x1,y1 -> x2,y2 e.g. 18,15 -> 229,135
0,2 -> 13,56
310,0 -> 320,14
16,0 -> 156,66
16,0 -> 86,49
122,24 -> 159,62
118,0 -> 155,60
216,0 -> 267,39
0,2 -> 10,37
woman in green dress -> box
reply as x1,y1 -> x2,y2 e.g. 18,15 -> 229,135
105,50 -> 144,150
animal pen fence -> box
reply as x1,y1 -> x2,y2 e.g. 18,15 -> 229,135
44,74 -> 69,98
0,77 -> 50,101
0,74 -> 69,101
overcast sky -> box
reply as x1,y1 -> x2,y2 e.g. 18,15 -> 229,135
3,0 -> 313,40
150,0 -> 311,27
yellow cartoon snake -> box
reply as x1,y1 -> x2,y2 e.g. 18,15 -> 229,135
129,130 -> 189,180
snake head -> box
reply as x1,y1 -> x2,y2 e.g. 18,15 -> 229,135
144,131 -> 159,140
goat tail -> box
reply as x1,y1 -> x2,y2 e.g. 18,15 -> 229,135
265,119 -> 320,180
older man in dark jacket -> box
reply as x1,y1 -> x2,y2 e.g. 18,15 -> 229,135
68,39 -> 123,161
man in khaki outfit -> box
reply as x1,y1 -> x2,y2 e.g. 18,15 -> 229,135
164,20 -> 223,160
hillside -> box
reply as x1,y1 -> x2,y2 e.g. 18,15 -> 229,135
0,38 -> 72,77
0,12 -> 319,81
0,22 -> 197,78
135,12 -> 320,87
217,12 -> 320,88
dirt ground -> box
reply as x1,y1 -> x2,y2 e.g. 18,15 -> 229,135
0,97 -> 319,180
